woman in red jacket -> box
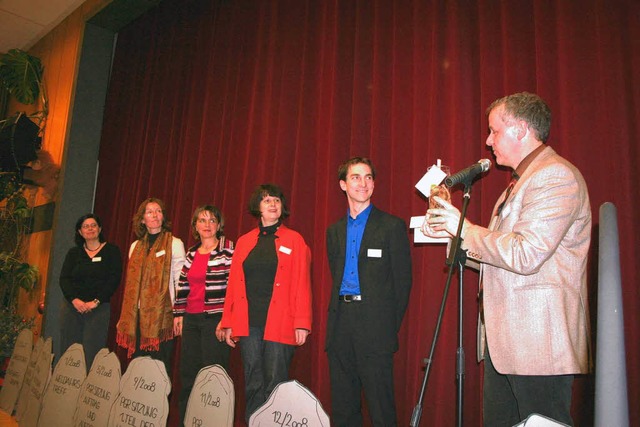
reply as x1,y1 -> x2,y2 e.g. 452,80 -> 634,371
221,183 -> 312,422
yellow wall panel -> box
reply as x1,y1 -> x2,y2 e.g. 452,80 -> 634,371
12,0 -> 113,339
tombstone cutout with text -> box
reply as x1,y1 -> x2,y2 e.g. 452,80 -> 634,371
73,348 -> 122,427
249,380 -> 330,427
38,343 -> 87,427
108,356 -> 171,427
0,328 -> 33,414
184,364 -> 234,427
515,413 -> 569,426
14,335 -> 45,421
19,336 -> 53,427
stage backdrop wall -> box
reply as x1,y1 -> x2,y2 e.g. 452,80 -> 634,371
93,0 -> 640,425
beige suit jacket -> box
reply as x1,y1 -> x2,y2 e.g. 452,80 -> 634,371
463,146 -> 591,375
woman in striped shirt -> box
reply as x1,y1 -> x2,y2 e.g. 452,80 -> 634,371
173,205 -> 234,422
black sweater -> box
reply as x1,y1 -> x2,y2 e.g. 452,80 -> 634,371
59,242 -> 123,304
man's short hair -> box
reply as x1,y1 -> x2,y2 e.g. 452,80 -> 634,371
487,92 -> 552,143
337,157 -> 376,181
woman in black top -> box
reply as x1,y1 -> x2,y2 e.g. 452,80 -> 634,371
59,213 -> 122,368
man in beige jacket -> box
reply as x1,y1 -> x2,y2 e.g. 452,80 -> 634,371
423,92 -> 591,426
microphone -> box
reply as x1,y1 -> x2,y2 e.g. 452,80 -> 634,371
444,159 -> 492,188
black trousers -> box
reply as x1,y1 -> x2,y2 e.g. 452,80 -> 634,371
59,300 -> 110,369
178,312 -> 230,423
327,302 -> 397,427
483,346 -> 574,426
133,322 -> 175,378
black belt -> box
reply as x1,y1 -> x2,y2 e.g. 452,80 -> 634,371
339,294 -> 362,303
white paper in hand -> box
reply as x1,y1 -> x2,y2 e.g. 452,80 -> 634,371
415,164 -> 447,198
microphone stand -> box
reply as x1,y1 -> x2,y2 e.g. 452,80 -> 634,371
410,180 -> 474,427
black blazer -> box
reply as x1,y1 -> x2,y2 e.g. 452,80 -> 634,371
325,206 -> 412,353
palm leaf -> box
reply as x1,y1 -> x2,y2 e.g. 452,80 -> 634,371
0,49 -> 44,105
14,262 -> 38,291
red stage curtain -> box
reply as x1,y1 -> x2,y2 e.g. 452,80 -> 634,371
95,0 -> 640,425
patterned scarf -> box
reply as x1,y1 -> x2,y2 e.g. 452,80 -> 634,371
116,231 -> 174,357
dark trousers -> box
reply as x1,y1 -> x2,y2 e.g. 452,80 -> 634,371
327,303 -> 397,427
240,326 -> 295,423
133,323 -> 175,378
483,346 -> 574,426
59,300 -> 110,369
178,312 -> 230,423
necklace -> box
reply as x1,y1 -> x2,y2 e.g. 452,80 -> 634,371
84,242 -> 102,252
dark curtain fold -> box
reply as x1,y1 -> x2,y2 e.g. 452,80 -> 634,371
95,0 -> 640,425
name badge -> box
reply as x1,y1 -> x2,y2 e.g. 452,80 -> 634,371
367,248 -> 382,258
92,257 -> 102,262
279,245 -> 292,255
156,250 -> 166,257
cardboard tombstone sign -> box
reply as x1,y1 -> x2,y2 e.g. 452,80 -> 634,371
107,356 -> 171,427
184,364 -> 234,427
38,343 -> 87,427
73,348 -> 122,427
249,380 -> 329,427
18,336 -> 53,427
515,413 -> 569,426
0,328 -> 33,414
14,335 -> 45,421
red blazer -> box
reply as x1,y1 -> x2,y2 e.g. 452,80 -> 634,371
221,224 -> 312,345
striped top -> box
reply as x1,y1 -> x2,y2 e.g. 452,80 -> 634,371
173,237 -> 234,316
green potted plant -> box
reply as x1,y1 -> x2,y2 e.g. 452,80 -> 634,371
0,193 -> 37,357
0,194 -> 37,358
0,48 -> 44,359
0,48 -> 48,201
0,308 -> 35,359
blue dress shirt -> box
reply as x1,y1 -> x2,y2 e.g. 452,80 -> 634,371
339,204 -> 373,295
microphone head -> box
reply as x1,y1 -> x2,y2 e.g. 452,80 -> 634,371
478,158 -> 492,172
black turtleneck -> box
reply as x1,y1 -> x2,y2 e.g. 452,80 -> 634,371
243,221 -> 280,327
147,231 -> 161,253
